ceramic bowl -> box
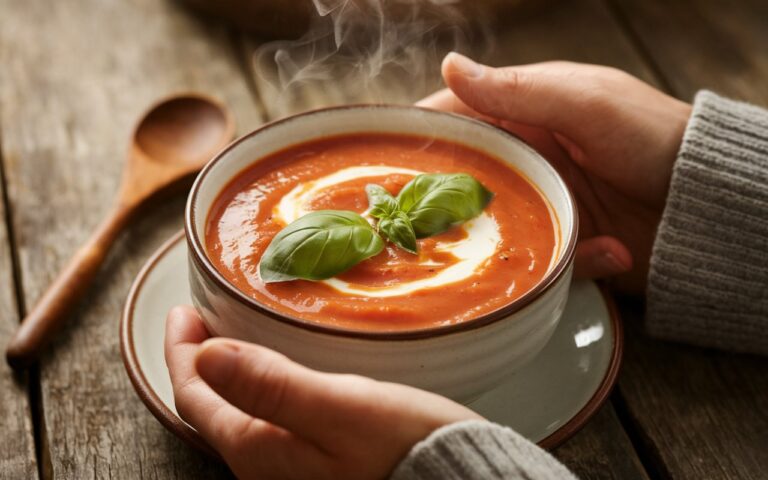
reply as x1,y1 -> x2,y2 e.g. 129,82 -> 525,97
185,105 -> 578,404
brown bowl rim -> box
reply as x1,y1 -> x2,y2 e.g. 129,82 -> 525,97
184,104 -> 579,341
120,230 -> 623,456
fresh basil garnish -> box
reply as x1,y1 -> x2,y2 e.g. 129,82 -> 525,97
365,184 -> 399,219
259,210 -> 384,283
397,173 -> 494,238
260,173 -> 493,283
378,211 -> 418,254
366,185 -> 418,254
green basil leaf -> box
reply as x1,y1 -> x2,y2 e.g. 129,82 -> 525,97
397,173 -> 493,238
259,210 -> 384,283
366,184 -> 418,254
378,211 -> 418,254
365,184 -> 399,219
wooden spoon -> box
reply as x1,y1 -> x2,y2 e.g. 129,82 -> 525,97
5,93 -> 235,368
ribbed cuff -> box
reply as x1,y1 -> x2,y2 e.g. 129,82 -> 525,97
390,420 -> 576,480
647,90 -> 768,355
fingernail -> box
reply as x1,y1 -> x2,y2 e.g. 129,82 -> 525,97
168,305 -> 190,322
197,341 -> 239,387
446,52 -> 484,79
601,252 -> 627,273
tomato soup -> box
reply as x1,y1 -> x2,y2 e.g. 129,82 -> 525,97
205,133 -> 557,331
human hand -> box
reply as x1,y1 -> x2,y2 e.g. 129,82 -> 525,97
164,305 -> 481,479
419,53 -> 692,294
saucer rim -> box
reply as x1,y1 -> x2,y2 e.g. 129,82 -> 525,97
120,230 -> 623,458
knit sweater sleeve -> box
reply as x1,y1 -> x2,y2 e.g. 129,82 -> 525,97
389,420 -> 577,480
647,90 -> 768,355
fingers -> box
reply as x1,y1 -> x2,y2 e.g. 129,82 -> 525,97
195,338 -> 344,446
416,88 -> 501,126
195,336 -> 481,475
440,53 -> 595,135
165,306 -> 258,444
165,307 -> 327,477
573,236 -> 633,280
416,88 -> 573,165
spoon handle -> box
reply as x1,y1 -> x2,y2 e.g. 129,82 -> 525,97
5,205 -> 134,368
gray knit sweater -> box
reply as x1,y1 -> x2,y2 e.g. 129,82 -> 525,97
391,91 -> 768,479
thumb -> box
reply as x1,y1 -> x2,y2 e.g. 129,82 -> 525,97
195,338 -> 346,445
441,53 -> 586,134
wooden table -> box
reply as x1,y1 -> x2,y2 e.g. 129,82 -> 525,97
1,1 -> 766,478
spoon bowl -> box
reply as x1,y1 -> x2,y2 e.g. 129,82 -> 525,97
5,93 -> 235,368
135,95 -> 233,165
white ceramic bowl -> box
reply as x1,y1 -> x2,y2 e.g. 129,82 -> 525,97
185,106 -> 578,404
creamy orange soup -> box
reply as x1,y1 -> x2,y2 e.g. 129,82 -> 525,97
206,133 -> 556,331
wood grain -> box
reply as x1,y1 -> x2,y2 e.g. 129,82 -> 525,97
0,0 -> 261,477
617,304 -> 768,480
484,0 -> 652,77
610,0 -> 768,103
554,403 -> 649,480
0,162 -> 37,478
5,93 -> 235,368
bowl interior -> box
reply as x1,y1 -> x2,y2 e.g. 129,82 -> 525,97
188,105 -> 576,298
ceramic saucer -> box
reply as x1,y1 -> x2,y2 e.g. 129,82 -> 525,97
121,231 -> 622,455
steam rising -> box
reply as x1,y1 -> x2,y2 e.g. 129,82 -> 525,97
253,0 -> 489,117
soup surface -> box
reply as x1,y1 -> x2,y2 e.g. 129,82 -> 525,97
205,133 -> 557,331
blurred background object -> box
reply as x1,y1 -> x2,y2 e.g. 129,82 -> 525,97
180,0 -> 552,117
177,0 -> 545,38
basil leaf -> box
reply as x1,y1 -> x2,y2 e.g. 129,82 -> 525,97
378,211 -> 417,254
397,173 -> 493,238
365,184 -> 399,219
366,184 -> 418,254
259,210 -> 384,283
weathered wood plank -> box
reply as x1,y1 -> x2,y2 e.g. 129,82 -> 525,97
603,1 -> 768,478
610,0 -> 768,103
0,0 -> 262,477
485,0 -> 654,78
554,403 -> 648,480
0,160 -> 37,479
243,1 -> 652,478
617,303 -> 768,480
